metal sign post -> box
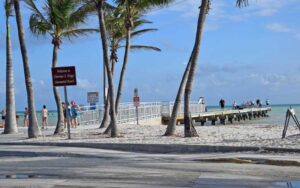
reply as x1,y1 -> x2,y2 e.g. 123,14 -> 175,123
52,66 -> 77,139
282,107 -> 300,139
133,88 -> 140,125
64,86 -> 71,139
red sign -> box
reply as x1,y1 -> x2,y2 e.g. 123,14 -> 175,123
52,66 -> 77,87
133,96 -> 140,107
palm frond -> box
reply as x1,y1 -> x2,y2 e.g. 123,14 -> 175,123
29,13 -> 52,36
129,45 -> 161,52
131,28 -> 158,38
236,0 -> 249,7
61,28 -> 99,39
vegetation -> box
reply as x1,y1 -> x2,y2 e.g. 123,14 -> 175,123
3,0 -> 18,134
0,0 -> 253,139
26,0 -> 96,134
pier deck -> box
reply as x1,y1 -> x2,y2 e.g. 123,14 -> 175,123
162,107 -> 271,125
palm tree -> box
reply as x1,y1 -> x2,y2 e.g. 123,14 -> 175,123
95,0 -> 118,137
114,0 -> 174,115
100,7 -> 161,129
13,0 -> 41,138
27,0 -> 96,134
3,0 -> 18,134
166,0 -> 249,137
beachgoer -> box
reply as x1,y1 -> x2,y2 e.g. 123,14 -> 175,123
232,101 -> 237,109
266,99 -> 270,106
64,102 -> 72,128
1,109 -> 5,127
41,105 -> 48,129
70,100 -> 79,128
24,107 -> 29,127
219,99 -> 225,109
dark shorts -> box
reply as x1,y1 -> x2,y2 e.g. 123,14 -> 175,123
1,116 -> 5,120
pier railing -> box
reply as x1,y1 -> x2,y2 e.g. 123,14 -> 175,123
78,101 -> 206,125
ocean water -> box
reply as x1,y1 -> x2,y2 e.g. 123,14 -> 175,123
3,104 -> 300,127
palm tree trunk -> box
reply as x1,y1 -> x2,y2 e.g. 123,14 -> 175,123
4,12 -> 18,134
184,0 -> 208,137
164,56 -> 192,136
100,52 -> 116,129
52,44 -> 65,134
97,0 -> 118,137
13,0 -> 41,138
115,22 -> 131,115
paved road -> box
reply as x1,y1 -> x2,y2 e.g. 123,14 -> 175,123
0,145 -> 300,187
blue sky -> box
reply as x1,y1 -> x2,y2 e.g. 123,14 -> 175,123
0,0 -> 300,110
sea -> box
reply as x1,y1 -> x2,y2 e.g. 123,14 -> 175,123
5,104 -> 300,127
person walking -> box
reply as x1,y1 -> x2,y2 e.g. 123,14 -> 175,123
41,105 -> 48,129
24,107 -> 29,127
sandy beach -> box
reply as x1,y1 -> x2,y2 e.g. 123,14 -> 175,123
6,120 -> 299,149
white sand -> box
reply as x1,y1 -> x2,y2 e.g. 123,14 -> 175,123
16,120 -> 300,149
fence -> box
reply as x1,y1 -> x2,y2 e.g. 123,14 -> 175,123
78,101 -> 206,125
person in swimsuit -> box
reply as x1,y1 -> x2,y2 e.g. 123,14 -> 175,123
24,107 -> 29,127
41,105 -> 48,129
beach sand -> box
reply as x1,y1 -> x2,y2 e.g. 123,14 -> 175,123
11,120 -> 299,149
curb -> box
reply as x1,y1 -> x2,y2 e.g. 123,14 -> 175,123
1,142 -> 300,154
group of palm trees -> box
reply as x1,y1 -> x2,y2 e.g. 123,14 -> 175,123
2,0 -> 249,139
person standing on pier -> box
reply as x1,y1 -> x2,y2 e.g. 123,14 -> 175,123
220,99 -> 225,110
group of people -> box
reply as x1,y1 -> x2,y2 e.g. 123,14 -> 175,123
219,98 -> 271,110
0,99 -> 79,129
23,105 -> 48,129
62,100 -> 80,129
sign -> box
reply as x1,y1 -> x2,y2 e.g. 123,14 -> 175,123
87,92 -> 99,103
133,96 -> 140,107
52,66 -> 77,87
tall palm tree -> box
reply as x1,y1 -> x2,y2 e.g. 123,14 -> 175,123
3,0 -> 18,134
100,7 -> 161,129
27,0 -> 96,134
13,0 -> 41,138
95,0 -> 118,137
114,0 -> 174,115
165,0 -> 249,137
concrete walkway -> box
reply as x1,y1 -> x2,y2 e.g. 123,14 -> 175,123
0,145 -> 300,188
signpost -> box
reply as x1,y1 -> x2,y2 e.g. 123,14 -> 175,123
52,66 -> 77,139
133,88 -> 140,125
282,107 -> 300,139
87,92 -> 99,110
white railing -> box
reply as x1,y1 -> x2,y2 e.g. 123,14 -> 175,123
78,101 -> 206,125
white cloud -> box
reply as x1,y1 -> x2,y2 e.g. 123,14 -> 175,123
77,78 -> 97,90
266,22 -> 300,40
266,23 -> 291,33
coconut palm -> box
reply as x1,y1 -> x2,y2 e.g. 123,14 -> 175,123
3,0 -> 18,134
13,0 -> 41,138
26,0 -> 97,134
114,0 -> 174,115
100,7 -> 161,129
94,0 -> 119,137
165,0 -> 249,137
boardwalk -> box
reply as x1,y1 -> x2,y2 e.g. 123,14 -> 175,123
162,107 -> 271,125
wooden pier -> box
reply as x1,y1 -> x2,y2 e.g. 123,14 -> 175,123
162,107 -> 271,125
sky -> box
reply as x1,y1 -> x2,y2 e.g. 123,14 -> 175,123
0,0 -> 300,111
